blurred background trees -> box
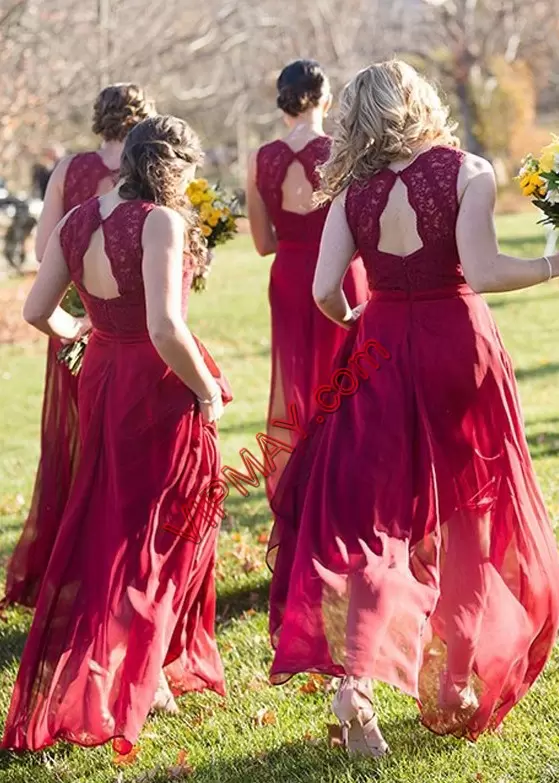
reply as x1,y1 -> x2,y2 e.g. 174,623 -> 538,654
1,0 -> 558,190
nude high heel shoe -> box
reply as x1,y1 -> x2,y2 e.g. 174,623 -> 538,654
150,670 -> 179,715
331,676 -> 389,757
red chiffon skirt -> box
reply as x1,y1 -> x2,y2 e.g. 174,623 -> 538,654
2,329 -> 231,752
266,240 -> 369,498
268,285 -> 559,740
3,338 -> 79,608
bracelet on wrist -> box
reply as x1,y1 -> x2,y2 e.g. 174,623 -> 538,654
543,255 -> 553,282
197,390 -> 220,405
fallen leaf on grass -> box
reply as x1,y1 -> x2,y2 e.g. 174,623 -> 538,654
243,608 -> 257,618
303,731 -> 321,746
299,674 -> 328,694
253,708 -> 277,727
247,674 -> 267,692
327,723 -> 344,749
167,749 -> 193,779
242,557 -> 264,574
112,745 -> 140,766
257,532 -> 268,544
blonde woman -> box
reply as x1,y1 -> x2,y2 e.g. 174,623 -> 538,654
267,60 -> 559,755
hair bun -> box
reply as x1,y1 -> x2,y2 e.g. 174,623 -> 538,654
276,60 -> 328,118
92,83 -> 155,142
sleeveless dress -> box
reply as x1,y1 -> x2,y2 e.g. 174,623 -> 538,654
257,138 -> 369,499
2,198 -> 232,752
3,152 -> 119,609
267,147 -> 559,740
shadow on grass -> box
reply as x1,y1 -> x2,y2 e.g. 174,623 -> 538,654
186,719 -> 463,783
0,622 -> 27,672
223,489 -> 271,534
216,581 -> 269,628
219,417 -> 267,438
516,363 -> 559,382
487,289 -> 559,310
526,429 -> 559,460
499,236 -> 544,252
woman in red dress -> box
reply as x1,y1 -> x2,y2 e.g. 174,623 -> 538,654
246,60 -> 369,499
2,115 -> 231,752
268,61 -> 559,755
3,84 -> 155,609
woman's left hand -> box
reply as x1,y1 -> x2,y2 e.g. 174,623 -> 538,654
343,302 -> 367,328
61,314 -> 92,345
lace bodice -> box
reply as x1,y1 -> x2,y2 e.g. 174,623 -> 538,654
256,137 -> 331,244
60,198 -> 193,334
63,152 -> 119,214
345,146 -> 467,292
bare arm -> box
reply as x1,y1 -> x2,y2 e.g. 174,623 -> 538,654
35,156 -> 72,261
246,151 -> 277,257
313,193 -> 357,328
456,156 -> 559,293
23,217 -> 83,340
142,207 -> 223,421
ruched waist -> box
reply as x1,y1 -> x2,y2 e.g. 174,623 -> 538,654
369,283 -> 475,302
91,328 -> 152,345
277,239 -> 321,251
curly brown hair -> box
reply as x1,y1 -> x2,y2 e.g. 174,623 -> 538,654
119,114 -> 207,269
92,83 -> 155,142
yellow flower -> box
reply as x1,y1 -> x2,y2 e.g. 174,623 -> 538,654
207,211 -> 220,228
540,134 -> 559,174
193,178 -> 209,190
520,172 -> 545,197
539,136 -> 559,173
199,200 -> 210,216
201,224 -> 212,237
189,192 -> 203,207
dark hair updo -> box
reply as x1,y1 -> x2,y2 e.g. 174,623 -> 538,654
276,60 -> 329,117
119,115 -> 206,266
92,83 -> 155,142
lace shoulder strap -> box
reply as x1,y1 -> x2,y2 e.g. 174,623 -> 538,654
101,200 -> 157,293
256,141 -> 295,215
60,197 -> 102,282
345,171 -> 395,247
400,146 -> 466,244
295,136 -> 332,189
63,152 -> 119,214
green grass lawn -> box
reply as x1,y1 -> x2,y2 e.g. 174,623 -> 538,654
1,214 -> 558,783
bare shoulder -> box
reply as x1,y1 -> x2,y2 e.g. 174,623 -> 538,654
49,154 -> 74,184
457,152 -> 495,203
333,187 -> 349,207
247,149 -> 260,180
143,205 -> 184,244
461,152 -> 495,180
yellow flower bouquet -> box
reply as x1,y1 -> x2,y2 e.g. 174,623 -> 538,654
186,179 -> 242,291
517,135 -> 559,228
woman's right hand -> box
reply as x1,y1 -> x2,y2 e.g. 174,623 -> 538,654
198,385 -> 224,424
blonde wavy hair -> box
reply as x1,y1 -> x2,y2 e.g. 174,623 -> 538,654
319,60 -> 459,200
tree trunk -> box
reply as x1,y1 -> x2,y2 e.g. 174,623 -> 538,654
455,77 -> 486,158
